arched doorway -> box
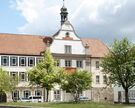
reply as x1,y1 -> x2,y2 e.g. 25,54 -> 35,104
0,91 -> 7,102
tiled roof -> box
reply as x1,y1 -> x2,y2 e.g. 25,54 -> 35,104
82,38 -> 109,57
0,33 -> 109,57
0,33 -> 46,55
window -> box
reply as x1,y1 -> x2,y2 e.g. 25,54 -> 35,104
56,59 -> 60,66
1,56 -> 9,66
23,90 -> 31,98
96,75 -> 100,84
76,60 -> 83,68
19,72 -> 26,81
19,57 -> 26,66
12,90 -> 19,100
103,75 -> 107,84
36,58 -> 42,65
10,56 -> 18,66
28,57 -> 35,67
65,60 -> 72,67
10,72 -> 18,80
54,90 -> 61,100
96,61 -> 100,69
65,45 -> 72,54
35,90 -> 42,96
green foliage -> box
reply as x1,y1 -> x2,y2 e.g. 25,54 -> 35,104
101,38 -> 135,104
28,50 -> 64,102
61,70 -> 92,102
0,68 -> 17,93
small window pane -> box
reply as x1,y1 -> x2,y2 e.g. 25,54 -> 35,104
10,56 -> 18,66
28,57 -> 35,67
36,58 -> 42,65
96,61 -> 100,69
96,75 -> 100,84
19,57 -> 26,66
65,60 -> 72,67
23,90 -> 31,98
76,60 -> 83,68
54,90 -> 61,100
65,45 -> 72,54
19,72 -> 27,82
1,56 -> 9,66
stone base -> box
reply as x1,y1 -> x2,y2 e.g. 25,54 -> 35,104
91,87 -> 113,102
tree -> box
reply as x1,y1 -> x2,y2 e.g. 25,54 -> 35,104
28,50 -> 63,102
0,68 -> 17,94
101,38 -> 135,104
61,70 -> 92,102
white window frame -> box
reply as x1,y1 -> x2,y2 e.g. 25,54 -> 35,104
54,90 -> 61,100
28,57 -> 35,67
96,61 -> 100,69
35,90 -> 42,96
76,60 -> 83,68
65,45 -> 72,54
65,60 -> 72,67
96,75 -> 100,84
19,72 -> 26,82
23,90 -> 31,98
1,56 -> 9,66
10,56 -> 18,66
19,57 -> 26,66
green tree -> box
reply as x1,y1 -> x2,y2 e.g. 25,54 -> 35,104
28,50 -> 63,102
0,68 -> 17,94
101,38 -> 135,104
61,70 -> 92,102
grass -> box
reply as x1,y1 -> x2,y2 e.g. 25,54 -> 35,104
0,101 -> 133,108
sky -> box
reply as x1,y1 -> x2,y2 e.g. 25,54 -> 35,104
0,0 -> 135,44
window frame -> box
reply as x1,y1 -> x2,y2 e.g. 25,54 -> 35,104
95,61 -> 100,69
65,60 -> 72,67
54,90 -> 61,100
96,75 -> 100,84
10,56 -> 18,66
19,72 -> 26,82
19,57 -> 26,66
76,60 -> 83,68
23,90 -> 31,99
65,45 -> 72,54
28,57 -> 35,67
1,56 -> 9,66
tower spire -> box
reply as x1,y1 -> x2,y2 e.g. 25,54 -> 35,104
63,0 -> 65,7
60,0 -> 68,25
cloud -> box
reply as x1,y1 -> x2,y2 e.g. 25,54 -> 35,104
11,0 -> 135,44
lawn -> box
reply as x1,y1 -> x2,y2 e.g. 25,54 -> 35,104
0,102 -> 132,108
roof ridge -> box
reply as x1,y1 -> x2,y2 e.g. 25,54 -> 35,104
0,33 -> 48,38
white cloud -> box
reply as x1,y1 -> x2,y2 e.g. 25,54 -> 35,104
11,0 -> 135,43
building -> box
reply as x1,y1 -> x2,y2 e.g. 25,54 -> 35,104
0,2 -> 113,102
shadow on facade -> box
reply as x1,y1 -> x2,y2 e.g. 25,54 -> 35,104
0,91 -> 7,103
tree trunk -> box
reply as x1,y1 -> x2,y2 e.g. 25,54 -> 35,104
43,88 -> 46,102
46,89 -> 49,102
125,88 -> 129,104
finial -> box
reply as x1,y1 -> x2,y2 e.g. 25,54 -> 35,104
63,0 -> 65,7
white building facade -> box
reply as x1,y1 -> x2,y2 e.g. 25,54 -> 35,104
0,2 -> 113,102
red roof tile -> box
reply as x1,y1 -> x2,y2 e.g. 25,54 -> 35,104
0,33 -> 46,55
0,33 -> 109,57
82,38 -> 109,57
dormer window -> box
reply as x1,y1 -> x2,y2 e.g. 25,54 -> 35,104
65,45 -> 72,54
